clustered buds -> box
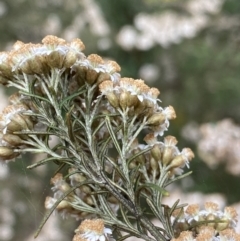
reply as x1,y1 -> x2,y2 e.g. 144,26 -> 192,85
172,202 -> 238,239
139,134 -> 194,178
172,228 -> 240,241
73,219 -> 112,241
99,77 -> 176,137
45,170 -> 119,220
0,100 -> 35,162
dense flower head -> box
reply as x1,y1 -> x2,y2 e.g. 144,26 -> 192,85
136,134 -> 194,178
0,102 -> 35,163
99,77 -> 176,137
73,219 -> 112,241
45,170 -> 119,220
0,35 -> 121,89
172,202 -> 238,238
196,119 -> 240,176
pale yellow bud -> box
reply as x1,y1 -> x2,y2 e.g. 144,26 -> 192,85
0,146 -> 18,160
6,121 -> 24,133
46,50 -> 64,68
151,144 -> 162,161
7,114 -> 33,132
80,185 -> 92,194
59,182 -> 71,192
216,218 -> 229,231
168,155 -> 185,169
147,113 -> 165,126
128,94 -> 139,108
162,146 -> 175,165
150,157 -> 159,172
119,91 -> 128,109
129,160 -> 137,169
86,69 -> 99,85
64,50 -> 78,68
106,92 -> 119,108
84,195 -> 94,206
96,72 -> 110,85
20,60 -> 32,74
57,200 -> 71,210
3,134 -> 24,146
107,196 -> 119,204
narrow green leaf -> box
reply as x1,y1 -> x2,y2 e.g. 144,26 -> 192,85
104,155 -> 128,183
120,204 -> 134,229
165,171 -> 192,186
98,195 -> 115,217
146,198 -> 162,220
65,105 -> 75,142
27,157 -> 70,169
59,88 -> 86,108
168,199 -> 180,216
137,183 -> 169,197
19,91 -> 51,104
105,116 -> 123,158
127,146 -> 152,166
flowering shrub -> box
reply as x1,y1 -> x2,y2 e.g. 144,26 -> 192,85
0,36 -> 238,241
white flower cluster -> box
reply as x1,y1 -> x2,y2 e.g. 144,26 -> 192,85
116,0 -> 224,50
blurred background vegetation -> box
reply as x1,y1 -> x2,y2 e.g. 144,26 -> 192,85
0,0 -> 240,240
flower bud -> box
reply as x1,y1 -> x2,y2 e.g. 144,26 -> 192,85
134,101 -> 145,116
150,157 -> 159,172
216,218 -> 229,231
168,155 -> 185,169
21,57 -> 44,75
20,60 -> 32,75
57,200 -> 71,210
64,50 -> 78,68
6,121 -> 24,133
206,213 -> 216,228
46,50 -> 64,69
3,134 -> 24,146
107,196 -> 119,204
7,114 -> 33,132
127,94 -> 139,108
73,65 -> 87,84
0,53 -> 14,78
147,113 -> 165,126
84,195 -> 94,206
162,146 -> 175,165
80,185 -> 92,194
0,146 -> 18,160
106,92 -> 119,108
133,150 -> 145,165
30,55 -> 46,74
96,72 -> 110,85
86,69 -> 99,85
129,160 -> 137,169
119,91 -> 128,109
0,75 -> 9,85
151,144 -> 162,162
59,182 -> 71,192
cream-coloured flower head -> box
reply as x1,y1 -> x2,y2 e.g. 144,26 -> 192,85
73,219 -> 112,241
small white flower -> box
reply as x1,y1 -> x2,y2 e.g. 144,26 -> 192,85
74,219 -> 112,241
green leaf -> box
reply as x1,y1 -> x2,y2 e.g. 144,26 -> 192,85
136,183 -> 169,197
59,87 -> 86,108
127,146 -> 152,166
105,116 -> 123,158
165,171 -> 192,186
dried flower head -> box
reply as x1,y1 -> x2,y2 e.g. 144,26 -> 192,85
73,219 -> 112,241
